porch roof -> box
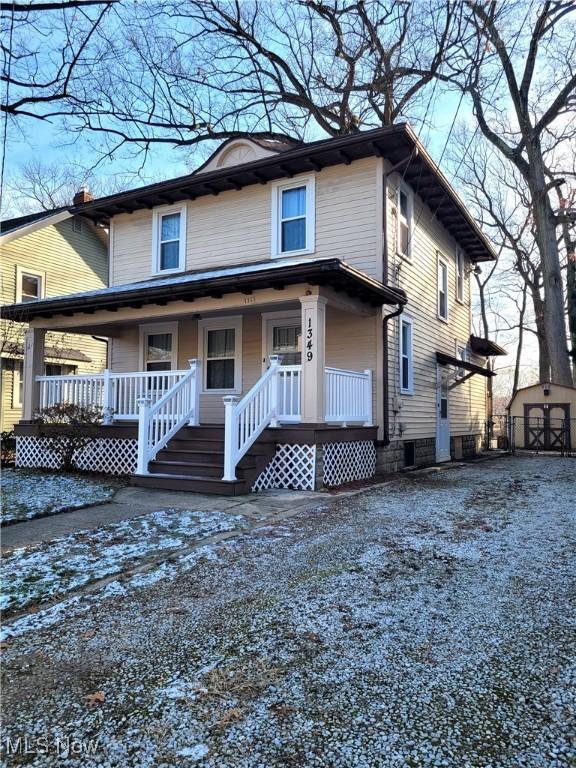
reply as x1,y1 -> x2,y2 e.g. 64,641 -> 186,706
1,256 -> 406,321
71,124 -> 496,263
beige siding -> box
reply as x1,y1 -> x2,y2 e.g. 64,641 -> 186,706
385,175 -> 488,441
1,218 -> 108,430
111,157 -> 382,286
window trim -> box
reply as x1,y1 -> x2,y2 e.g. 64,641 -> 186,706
151,204 -> 187,275
396,181 -> 413,260
138,322 -> 179,372
271,175 -> 316,258
12,360 -> 23,408
16,266 -> 45,303
399,314 -> 414,395
437,253 -> 449,322
198,315 -> 243,394
456,248 -> 465,304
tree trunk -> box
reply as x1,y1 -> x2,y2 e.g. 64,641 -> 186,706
513,286 -> 528,396
530,287 -> 550,383
525,145 -> 573,385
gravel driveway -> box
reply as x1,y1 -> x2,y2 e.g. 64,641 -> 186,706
1,456 -> 575,767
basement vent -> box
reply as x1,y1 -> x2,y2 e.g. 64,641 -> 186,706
404,441 -> 415,468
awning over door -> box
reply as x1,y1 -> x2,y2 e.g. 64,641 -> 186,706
436,351 -> 496,389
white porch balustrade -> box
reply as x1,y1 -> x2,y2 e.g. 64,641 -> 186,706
136,359 -> 201,474
37,369 -> 190,422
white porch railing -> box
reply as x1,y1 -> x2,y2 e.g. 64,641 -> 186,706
222,355 -> 282,482
37,369 -> 190,421
277,365 -> 301,422
325,367 -> 372,426
136,359 -> 200,474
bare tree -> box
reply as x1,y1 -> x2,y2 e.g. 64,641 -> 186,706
440,0 -> 576,385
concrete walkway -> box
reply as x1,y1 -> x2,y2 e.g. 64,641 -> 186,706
1,485 -> 326,552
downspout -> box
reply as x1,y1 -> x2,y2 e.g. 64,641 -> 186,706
381,157 -> 410,445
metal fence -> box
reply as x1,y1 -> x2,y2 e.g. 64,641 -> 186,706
484,414 -> 575,456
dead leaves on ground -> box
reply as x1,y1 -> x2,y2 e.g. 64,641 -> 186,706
85,690 -> 105,705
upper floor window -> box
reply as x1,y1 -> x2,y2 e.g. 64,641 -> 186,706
271,177 -> 315,257
152,205 -> 186,274
397,184 -> 413,259
399,315 -> 414,394
437,255 -> 449,321
16,266 -> 44,303
456,248 -> 465,303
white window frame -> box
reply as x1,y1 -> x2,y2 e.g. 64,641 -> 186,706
437,254 -> 449,322
399,315 -> 414,395
198,316 -> 243,394
151,204 -> 187,275
456,248 -> 465,304
456,341 -> 468,378
12,360 -> 23,408
271,175 -> 316,258
138,322 -> 179,371
16,266 -> 45,303
396,182 -> 413,260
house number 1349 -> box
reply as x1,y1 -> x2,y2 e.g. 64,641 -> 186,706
306,317 -> 314,361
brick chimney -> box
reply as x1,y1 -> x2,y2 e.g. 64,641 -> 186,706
73,186 -> 93,205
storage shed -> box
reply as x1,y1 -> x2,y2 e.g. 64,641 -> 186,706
507,382 -> 576,451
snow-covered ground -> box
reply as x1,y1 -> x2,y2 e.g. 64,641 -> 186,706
2,456 -> 575,768
2,508 -> 245,615
1,468 -> 117,525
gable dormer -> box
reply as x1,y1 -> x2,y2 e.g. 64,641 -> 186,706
195,137 -> 296,174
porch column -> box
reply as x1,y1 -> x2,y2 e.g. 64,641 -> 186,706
299,294 -> 327,423
22,327 -> 45,420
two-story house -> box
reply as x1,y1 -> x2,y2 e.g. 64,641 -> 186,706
2,124 -> 504,493
1,199 -> 108,431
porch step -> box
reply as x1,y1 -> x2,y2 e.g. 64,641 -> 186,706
130,424 -> 275,494
131,473 -> 249,495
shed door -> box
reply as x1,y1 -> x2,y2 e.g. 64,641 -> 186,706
524,403 -> 570,451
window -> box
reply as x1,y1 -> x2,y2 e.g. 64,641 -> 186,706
12,361 -> 23,408
139,323 -> 178,373
272,324 -> 302,365
456,343 -> 468,378
271,177 -> 315,256
144,334 -> 173,373
397,184 -> 413,259
437,256 -> 449,321
399,316 -> 414,394
45,363 -> 77,377
16,267 -> 44,303
199,317 -> 242,392
456,248 -> 465,303
152,206 -> 187,273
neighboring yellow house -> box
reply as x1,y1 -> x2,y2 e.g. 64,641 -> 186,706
2,125 -> 505,493
1,203 -> 108,431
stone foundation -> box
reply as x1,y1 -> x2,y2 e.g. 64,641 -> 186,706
377,434 -> 481,473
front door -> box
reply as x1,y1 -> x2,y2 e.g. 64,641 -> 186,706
436,369 -> 451,462
263,314 -> 302,421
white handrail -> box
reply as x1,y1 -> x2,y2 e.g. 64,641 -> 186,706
36,369 -> 189,421
222,355 -> 282,482
136,359 -> 200,475
325,366 -> 372,426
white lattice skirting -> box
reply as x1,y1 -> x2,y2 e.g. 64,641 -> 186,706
322,440 -> 376,486
252,444 -> 316,491
16,436 -> 138,475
